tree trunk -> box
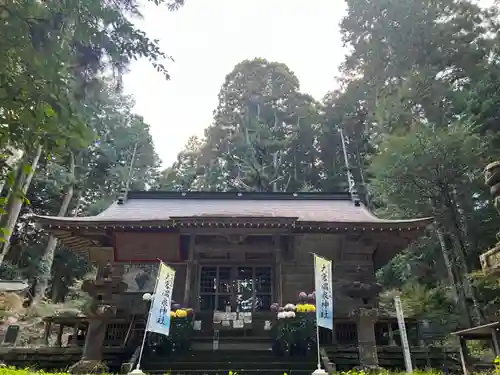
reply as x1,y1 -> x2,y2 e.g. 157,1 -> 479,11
1,161 -> 26,217
448,227 -> 484,326
0,144 -> 42,264
33,152 -> 75,305
434,223 -> 460,302
431,198 -> 474,327
51,277 -> 61,302
441,186 -> 484,325
452,187 -> 476,252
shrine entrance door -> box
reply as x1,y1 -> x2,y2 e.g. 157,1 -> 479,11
198,265 -> 273,312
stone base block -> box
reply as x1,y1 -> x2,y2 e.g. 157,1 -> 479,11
353,365 -> 384,374
68,359 -> 109,374
121,361 -> 135,374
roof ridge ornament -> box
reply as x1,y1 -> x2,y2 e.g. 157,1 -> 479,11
339,128 -> 361,207
117,188 -> 128,205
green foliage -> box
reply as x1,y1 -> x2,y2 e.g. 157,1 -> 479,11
15,83 -> 161,302
349,0 -> 500,328
470,271 -> 500,319
0,261 -> 22,280
0,0 -> 176,300
146,315 -> 194,355
160,58 -> 324,192
370,123 -> 484,217
273,313 -> 316,354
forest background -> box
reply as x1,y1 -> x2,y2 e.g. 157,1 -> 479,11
1,0 -> 500,342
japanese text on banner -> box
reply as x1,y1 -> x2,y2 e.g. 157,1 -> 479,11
146,262 -> 176,336
314,254 -> 333,330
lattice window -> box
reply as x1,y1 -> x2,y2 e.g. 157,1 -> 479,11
335,322 -> 358,345
255,267 -> 272,311
104,323 -> 129,346
198,265 -> 273,312
218,267 -> 231,293
235,266 -> 254,312
199,266 -> 216,293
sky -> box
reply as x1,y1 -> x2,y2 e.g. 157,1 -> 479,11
123,0 -> 347,167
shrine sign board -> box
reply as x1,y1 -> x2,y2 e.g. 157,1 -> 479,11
213,311 -> 252,330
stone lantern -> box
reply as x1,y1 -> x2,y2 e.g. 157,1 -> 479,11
480,161 -> 500,274
68,263 -> 127,374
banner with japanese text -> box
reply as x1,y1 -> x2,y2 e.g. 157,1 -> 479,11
314,254 -> 333,330
146,262 -> 176,336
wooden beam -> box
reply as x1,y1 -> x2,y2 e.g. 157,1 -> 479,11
274,235 -> 283,306
183,235 -> 195,306
492,328 -> 500,356
179,227 -> 291,235
459,337 -> 470,375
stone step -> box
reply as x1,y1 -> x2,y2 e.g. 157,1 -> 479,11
194,336 -> 271,341
140,349 -> 317,374
144,361 -> 315,371
154,353 -> 312,362
146,369 -> 314,375
191,335 -> 272,351
191,342 -> 271,351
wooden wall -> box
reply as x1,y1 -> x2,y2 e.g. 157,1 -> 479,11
103,231 -> 380,315
282,233 -> 377,316
114,232 -> 181,262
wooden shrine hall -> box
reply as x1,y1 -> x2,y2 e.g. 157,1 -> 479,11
32,190 -> 434,369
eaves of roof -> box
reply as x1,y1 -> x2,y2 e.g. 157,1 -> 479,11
32,191 -> 433,230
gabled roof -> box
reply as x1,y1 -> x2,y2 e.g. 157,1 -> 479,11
33,191 -> 433,230
32,191 -> 433,268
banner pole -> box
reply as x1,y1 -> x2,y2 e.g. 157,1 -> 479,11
133,260 -> 163,373
394,295 -> 413,373
314,254 -> 321,370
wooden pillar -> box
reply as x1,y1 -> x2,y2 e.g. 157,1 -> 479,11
183,234 -> 195,307
458,336 -> 470,375
43,321 -> 52,346
413,322 -> 419,346
70,324 -> 79,347
331,323 -> 337,345
273,235 -> 283,306
419,320 -> 431,368
55,324 -> 63,347
388,322 -> 396,346
492,328 -> 500,356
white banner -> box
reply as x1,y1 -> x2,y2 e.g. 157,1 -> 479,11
394,296 -> 413,373
314,254 -> 333,330
146,262 -> 176,336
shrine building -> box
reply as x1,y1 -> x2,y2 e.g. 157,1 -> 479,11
32,190 -> 434,369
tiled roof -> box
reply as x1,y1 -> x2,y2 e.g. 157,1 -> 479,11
33,191 -> 433,227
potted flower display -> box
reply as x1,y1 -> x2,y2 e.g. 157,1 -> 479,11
146,302 -> 194,357
271,291 -> 317,357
